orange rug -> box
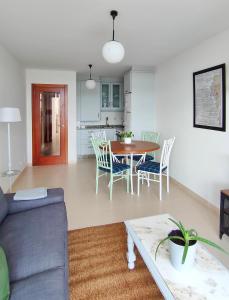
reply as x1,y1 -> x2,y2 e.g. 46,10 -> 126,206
68,222 -> 162,299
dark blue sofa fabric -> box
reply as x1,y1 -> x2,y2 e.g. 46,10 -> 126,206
0,187 -> 8,224
10,268 -> 65,300
0,188 -> 68,300
0,203 -> 66,282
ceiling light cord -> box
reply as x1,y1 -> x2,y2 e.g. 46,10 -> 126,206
88,64 -> 92,79
112,17 -> 115,41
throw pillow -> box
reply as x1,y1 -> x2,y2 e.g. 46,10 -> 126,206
0,247 -> 10,300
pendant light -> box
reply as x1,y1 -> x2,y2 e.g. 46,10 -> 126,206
85,64 -> 96,89
102,10 -> 125,64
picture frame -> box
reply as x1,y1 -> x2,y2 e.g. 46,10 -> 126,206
193,63 -> 226,131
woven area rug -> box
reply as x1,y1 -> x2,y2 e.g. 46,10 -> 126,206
68,222 -> 162,299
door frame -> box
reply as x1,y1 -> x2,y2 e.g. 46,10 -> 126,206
32,84 -> 68,165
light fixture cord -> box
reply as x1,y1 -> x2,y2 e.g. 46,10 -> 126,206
89,65 -> 92,79
112,17 -> 115,40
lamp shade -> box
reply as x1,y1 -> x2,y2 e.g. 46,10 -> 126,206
0,107 -> 21,122
102,40 -> 125,63
85,79 -> 96,90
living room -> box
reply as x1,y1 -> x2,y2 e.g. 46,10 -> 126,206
0,0 -> 229,299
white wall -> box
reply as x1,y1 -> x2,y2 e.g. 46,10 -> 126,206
26,69 -> 77,164
131,71 -> 155,139
155,28 -> 229,208
0,45 -> 26,192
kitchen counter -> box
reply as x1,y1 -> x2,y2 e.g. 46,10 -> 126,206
77,125 -> 124,130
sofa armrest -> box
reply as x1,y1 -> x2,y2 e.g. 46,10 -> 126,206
6,188 -> 64,214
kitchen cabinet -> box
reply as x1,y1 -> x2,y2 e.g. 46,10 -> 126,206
77,128 -> 118,157
101,82 -> 123,111
79,81 -> 100,121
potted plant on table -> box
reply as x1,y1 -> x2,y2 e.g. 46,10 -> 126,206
155,218 -> 228,272
120,131 -> 134,144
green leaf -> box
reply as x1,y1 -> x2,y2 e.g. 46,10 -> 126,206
155,235 -> 185,260
190,236 -> 229,254
188,229 -> 197,237
168,218 -> 182,231
179,221 -> 186,234
182,239 -> 190,264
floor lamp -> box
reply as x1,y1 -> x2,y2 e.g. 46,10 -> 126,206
0,107 -> 21,176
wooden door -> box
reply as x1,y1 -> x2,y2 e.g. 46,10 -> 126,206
32,84 -> 68,165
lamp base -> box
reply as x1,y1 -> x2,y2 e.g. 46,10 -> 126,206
2,169 -> 20,177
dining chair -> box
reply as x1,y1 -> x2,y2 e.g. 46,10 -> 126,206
91,138 -> 130,200
133,131 -> 160,164
91,130 -> 124,162
137,137 -> 175,200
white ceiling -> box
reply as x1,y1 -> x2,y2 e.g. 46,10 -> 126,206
0,0 -> 229,77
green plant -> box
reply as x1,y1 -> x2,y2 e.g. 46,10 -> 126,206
155,218 -> 228,264
119,131 -> 134,139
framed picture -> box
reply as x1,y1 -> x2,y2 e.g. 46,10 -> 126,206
193,63 -> 226,131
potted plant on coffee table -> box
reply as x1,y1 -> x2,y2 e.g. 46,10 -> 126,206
120,131 -> 134,144
155,218 -> 228,272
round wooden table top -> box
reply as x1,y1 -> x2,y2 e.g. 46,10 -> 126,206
111,140 -> 160,155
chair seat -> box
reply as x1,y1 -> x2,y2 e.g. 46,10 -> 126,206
132,154 -> 154,162
99,162 -> 130,174
137,161 -> 166,174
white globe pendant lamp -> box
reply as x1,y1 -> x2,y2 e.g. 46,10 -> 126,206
85,64 -> 96,89
102,10 -> 125,64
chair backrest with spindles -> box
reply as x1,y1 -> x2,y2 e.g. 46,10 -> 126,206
91,130 -> 107,141
91,138 -> 112,171
160,137 -> 175,171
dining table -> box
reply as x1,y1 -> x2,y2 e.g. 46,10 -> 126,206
111,140 -> 160,194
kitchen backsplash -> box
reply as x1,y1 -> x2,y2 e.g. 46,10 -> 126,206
79,111 -> 124,127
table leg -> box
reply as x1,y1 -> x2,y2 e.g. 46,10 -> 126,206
130,153 -> 134,194
126,230 -> 136,269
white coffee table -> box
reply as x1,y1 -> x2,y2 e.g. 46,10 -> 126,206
124,214 -> 229,300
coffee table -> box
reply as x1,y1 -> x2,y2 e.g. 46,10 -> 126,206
124,214 -> 229,300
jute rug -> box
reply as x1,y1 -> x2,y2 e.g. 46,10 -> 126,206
68,222 -> 162,299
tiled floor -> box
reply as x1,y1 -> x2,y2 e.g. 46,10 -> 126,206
13,158 -> 229,267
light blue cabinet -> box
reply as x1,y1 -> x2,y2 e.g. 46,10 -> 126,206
79,81 -> 100,121
101,82 -> 123,111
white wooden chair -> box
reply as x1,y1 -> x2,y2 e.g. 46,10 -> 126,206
91,138 -> 130,200
137,137 -> 175,200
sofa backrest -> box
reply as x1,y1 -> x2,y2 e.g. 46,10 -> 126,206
0,187 -> 8,224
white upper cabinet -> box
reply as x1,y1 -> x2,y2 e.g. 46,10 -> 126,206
101,82 -> 123,111
79,81 -> 100,121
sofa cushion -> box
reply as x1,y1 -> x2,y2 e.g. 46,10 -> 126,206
0,202 -> 67,282
0,187 -> 8,224
10,268 -> 65,300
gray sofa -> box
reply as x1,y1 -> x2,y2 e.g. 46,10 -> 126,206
0,187 -> 68,300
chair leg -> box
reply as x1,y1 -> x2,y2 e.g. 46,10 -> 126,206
126,170 -> 129,193
159,173 -> 162,201
137,171 -> 140,196
110,174 -> 113,201
147,173 -> 150,187
96,167 -> 99,194
167,170 -> 170,193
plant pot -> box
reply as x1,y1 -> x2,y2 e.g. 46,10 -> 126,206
168,230 -> 197,272
124,137 -> 132,144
